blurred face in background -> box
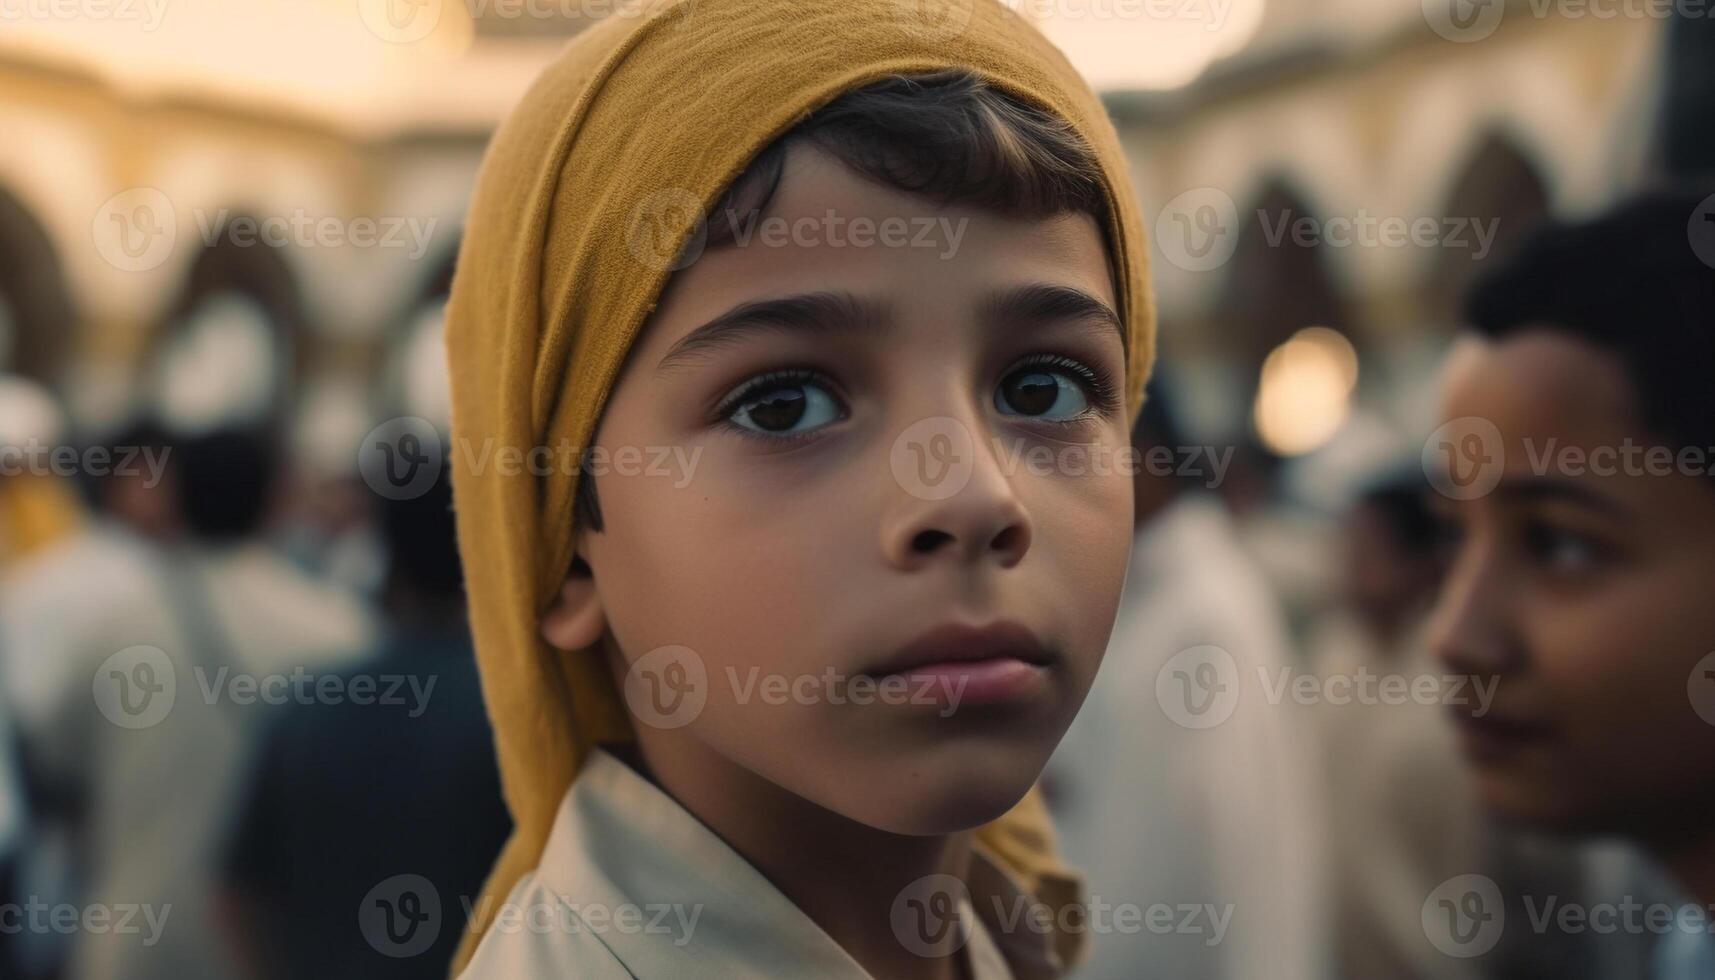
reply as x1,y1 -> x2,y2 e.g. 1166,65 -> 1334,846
104,465 -> 178,539
1429,330 -> 1715,841
1340,495 -> 1445,650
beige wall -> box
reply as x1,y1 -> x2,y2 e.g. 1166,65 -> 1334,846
0,5 -> 1670,446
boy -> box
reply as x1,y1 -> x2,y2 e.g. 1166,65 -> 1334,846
1428,188 -> 1715,974
443,1 -> 1155,978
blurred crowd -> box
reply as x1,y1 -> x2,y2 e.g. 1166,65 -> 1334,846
0,9 -> 1711,980
3,182 -> 1712,980
0,406 -> 509,980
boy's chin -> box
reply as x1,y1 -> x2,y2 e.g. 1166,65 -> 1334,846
1475,771 -> 1620,838
1481,771 -> 1715,850
833,760 -> 1044,837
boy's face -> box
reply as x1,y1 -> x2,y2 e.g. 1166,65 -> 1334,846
1429,329 -> 1715,839
563,144 -> 1133,835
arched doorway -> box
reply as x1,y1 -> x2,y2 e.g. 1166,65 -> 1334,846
377,239 -> 459,429
1427,131 -> 1552,327
0,186 -> 78,385
146,213 -> 306,434
1221,178 -> 1355,374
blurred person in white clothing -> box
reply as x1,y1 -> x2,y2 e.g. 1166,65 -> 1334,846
6,426 -> 372,980
1044,386 -> 1328,980
1307,468 -> 1488,980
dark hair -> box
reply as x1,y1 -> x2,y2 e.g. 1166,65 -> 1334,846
1358,470 -> 1442,556
378,460 -> 463,602
175,427 -> 278,541
77,416 -> 173,508
1130,377 -> 1187,453
1461,188 -> 1715,468
575,68 -> 1112,533
705,69 -> 1109,246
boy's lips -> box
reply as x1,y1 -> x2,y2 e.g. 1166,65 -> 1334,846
1446,702 -> 1555,759
863,620 -> 1056,707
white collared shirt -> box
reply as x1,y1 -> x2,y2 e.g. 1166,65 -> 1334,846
460,748 -> 1056,979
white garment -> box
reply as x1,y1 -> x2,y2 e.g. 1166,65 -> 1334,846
1309,617 -> 1485,980
0,523 -> 158,739
0,523 -> 164,975
1044,495 -> 1328,980
4,538 -> 372,980
460,747 -> 1055,980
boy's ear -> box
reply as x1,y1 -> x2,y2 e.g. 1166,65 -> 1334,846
540,552 -> 605,652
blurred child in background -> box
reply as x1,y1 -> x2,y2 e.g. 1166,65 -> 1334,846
1431,189 -> 1715,979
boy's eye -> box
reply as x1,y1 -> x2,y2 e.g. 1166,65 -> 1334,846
723,372 -> 843,437
1523,522 -> 1606,574
995,362 -> 1092,421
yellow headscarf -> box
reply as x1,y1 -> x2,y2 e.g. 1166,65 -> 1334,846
443,0 -> 1155,972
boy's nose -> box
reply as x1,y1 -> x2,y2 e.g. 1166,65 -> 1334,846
1428,547 -> 1521,678
879,422 -> 1033,573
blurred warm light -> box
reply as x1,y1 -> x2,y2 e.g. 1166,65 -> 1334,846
1252,326 -> 1357,456
1018,0 -> 1267,91
1292,325 -> 1359,392
0,0 -> 475,125
0,0 -> 1264,130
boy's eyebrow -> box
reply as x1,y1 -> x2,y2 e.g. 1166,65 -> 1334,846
1493,477 -> 1632,518
656,291 -> 890,374
975,283 -> 1124,344
654,282 -> 1124,375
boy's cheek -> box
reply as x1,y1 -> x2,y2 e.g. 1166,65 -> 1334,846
1521,583 -> 1715,806
599,509 -> 841,669
1037,547 -> 1128,714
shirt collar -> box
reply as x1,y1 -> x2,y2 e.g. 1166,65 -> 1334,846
533,747 -> 1062,979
